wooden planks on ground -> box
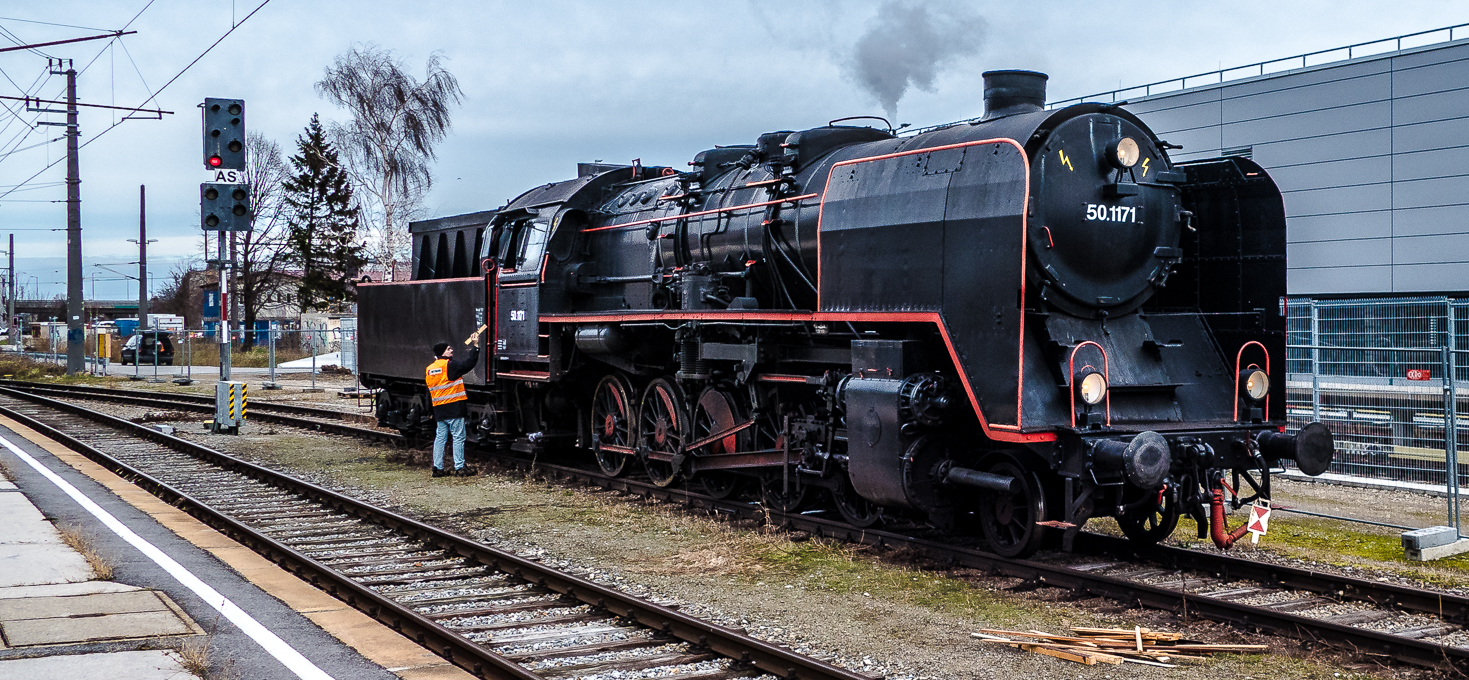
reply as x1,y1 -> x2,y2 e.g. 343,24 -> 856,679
972,625 -> 1268,668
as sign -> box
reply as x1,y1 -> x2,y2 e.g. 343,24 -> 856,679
205,169 -> 243,183
1406,369 -> 1432,381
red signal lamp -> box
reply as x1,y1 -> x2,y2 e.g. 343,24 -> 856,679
208,155 -> 223,168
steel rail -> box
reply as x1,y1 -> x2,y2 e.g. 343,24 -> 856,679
0,387 -> 871,680
0,379 -> 359,418
10,381 -> 1467,669
0,381 -> 403,444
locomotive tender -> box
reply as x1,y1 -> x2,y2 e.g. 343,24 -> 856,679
360,70 -> 1335,558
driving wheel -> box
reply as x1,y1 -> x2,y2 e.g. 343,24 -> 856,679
1117,484 -> 1180,547
589,374 -> 634,477
976,456 -> 1048,558
691,387 -> 747,499
637,378 -> 686,487
833,473 -> 882,528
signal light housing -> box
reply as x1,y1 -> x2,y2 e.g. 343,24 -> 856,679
201,182 -> 251,231
202,97 -> 245,171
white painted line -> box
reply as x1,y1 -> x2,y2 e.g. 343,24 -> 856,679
0,432 -> 335,680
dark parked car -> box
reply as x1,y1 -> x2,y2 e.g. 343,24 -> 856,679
121,331 -> 174,366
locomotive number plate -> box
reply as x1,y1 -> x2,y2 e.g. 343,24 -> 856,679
1085,203 -> 1137,223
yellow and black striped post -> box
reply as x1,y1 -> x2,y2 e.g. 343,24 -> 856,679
214,380 -> 247,434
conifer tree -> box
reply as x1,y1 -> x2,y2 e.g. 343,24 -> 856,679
282,114 -> 367,312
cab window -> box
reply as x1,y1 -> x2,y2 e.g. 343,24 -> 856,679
496,218 -> 550,271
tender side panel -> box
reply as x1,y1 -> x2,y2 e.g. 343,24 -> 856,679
358,279 -> 489,385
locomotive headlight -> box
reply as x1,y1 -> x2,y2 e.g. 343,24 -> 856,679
1106,137 -> 1140,168
1239,369 -> 1270,402
1077,371 -> 1108,406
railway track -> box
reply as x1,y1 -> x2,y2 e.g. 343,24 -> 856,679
0,387 -> 863,680
0,379 -> 403,444
8,381 -> 1469,671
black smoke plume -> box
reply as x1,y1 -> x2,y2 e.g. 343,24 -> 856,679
847,1 -> 986,121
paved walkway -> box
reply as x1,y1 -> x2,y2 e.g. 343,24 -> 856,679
0,416 -> 464,679
0,478 -> 198,678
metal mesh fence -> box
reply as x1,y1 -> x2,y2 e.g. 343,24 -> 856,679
1287,297 -> 1466,493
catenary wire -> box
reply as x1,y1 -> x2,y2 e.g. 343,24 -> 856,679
0,0 -> 270,202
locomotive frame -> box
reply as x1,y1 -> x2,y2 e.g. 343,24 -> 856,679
359,70 -> 1335,558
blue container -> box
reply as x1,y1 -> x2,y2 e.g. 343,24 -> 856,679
202,290 -> 220,319
116,318 -> 139,337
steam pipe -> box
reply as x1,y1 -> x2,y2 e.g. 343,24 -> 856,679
1209,487 -> 1252,550
945,466 -> 1019,494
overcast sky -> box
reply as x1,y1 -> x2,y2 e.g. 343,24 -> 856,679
0,0 -> 1465,299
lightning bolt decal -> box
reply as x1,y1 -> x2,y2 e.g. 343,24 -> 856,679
1142,157 -> 1151,178
1059,150 -> 1073,172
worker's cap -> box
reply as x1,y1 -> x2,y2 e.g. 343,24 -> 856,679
432,342 -> 450,358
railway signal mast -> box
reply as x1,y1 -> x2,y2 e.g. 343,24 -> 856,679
200,98 -> 248,369
200,97 -> 249,431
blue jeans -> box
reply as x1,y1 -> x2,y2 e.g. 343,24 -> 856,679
433,417 -> 467,470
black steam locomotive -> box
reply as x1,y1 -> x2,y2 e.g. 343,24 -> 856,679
359,70 -> 1335,558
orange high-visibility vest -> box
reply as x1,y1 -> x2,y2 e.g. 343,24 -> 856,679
425,358 -> 468,407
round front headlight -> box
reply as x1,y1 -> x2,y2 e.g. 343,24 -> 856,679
1078,371 -> 1108,406
1106,137 -> 1140,168
1240,369 -> 1270,402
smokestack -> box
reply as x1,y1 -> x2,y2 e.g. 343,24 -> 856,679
982,70 -> 1048,120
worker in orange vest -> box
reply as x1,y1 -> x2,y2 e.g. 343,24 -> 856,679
426,336 -> 481,477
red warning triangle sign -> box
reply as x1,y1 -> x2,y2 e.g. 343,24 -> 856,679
1246,503 -> 1271,535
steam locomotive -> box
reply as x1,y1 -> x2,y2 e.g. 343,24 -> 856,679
359,70 -> 1335,558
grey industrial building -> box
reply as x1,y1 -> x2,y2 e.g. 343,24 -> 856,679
1086,25 -> 1469,298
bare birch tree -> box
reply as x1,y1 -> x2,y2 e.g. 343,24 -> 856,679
315,45 -> 462,280
239,132 -> 292,349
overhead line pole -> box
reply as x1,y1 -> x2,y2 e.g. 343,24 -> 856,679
8,234 -> 14,349
61,61 -> 82,375
139,185 -> 147,332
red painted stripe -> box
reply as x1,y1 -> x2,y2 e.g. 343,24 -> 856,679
539,309 -> 1055,443
358,276 -> 481,287
581,194 -> 819,233
755,374 -> 812,383
1234,341 -> 1270,422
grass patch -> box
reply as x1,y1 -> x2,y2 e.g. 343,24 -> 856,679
177,635 -> 239,680
0,353 -> 127,385
744,539 -> 1050,624
178,343 -> 310,368
56,523 -> 115,580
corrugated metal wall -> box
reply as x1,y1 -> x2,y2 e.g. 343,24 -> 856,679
1126,40 -> 1469,296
